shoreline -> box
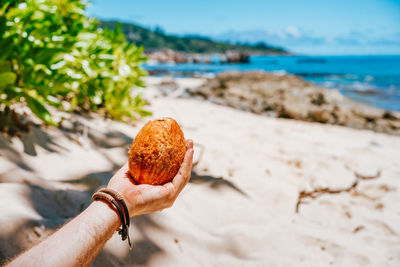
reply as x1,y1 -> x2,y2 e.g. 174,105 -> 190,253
143,54 -> 400,113
145,68 -> 399,111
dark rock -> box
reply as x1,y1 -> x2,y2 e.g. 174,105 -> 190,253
310,92 -> 327,106
224,51 -> 250,63
383,111 -> 398,120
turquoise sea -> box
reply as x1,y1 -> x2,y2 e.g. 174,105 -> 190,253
144,55 -> 400,112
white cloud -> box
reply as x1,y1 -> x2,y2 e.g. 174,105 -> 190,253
285,26 -> 302,38
212,27 -> 400,54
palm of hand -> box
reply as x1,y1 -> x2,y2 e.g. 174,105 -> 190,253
108,140 -> 194,217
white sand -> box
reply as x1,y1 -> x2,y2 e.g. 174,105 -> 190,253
1,77 -> 400,266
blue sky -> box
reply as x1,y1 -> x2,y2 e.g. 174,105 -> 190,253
88,0 -> 400,55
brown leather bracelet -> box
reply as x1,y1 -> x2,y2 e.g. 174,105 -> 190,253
99,188 -> 130,231
92,189 -> 132,248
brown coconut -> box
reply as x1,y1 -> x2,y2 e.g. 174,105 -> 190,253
128,117 -> 186,185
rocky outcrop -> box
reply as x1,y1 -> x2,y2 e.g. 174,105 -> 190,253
187,71 -> 400,135
221,51 -> 250,63
148,49 -> 189,63
147,50 -> 251,64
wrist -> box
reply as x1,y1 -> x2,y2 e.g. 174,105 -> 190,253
106,185 -> 139,217
90,200 -> 120,230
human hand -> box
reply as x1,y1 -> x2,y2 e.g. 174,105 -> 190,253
107,139 -> 194,217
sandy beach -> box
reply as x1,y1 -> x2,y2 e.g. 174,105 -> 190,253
1,76 -> 400,266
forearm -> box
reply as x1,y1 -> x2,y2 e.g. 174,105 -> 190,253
7,141 -> 194,266
8,201 -> 120,267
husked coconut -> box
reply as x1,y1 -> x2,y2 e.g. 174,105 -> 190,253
129,117 -> 186,185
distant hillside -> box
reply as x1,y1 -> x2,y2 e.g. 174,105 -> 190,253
99,20 -> 287,54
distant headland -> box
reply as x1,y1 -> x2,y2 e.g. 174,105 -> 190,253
99,20 -> 289,63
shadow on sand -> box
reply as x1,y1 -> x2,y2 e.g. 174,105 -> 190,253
190,170 -> 248,197
0,114 -> 133,183
0,114 -> 248,266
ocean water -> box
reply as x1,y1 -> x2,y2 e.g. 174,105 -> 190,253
143,55 -> 400,112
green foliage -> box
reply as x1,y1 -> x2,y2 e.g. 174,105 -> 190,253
99,20 -> 287,54
0,0 -> 149,125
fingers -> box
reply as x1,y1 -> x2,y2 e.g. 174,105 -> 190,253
185,139 -> 194,150
171,139 -> 194,193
